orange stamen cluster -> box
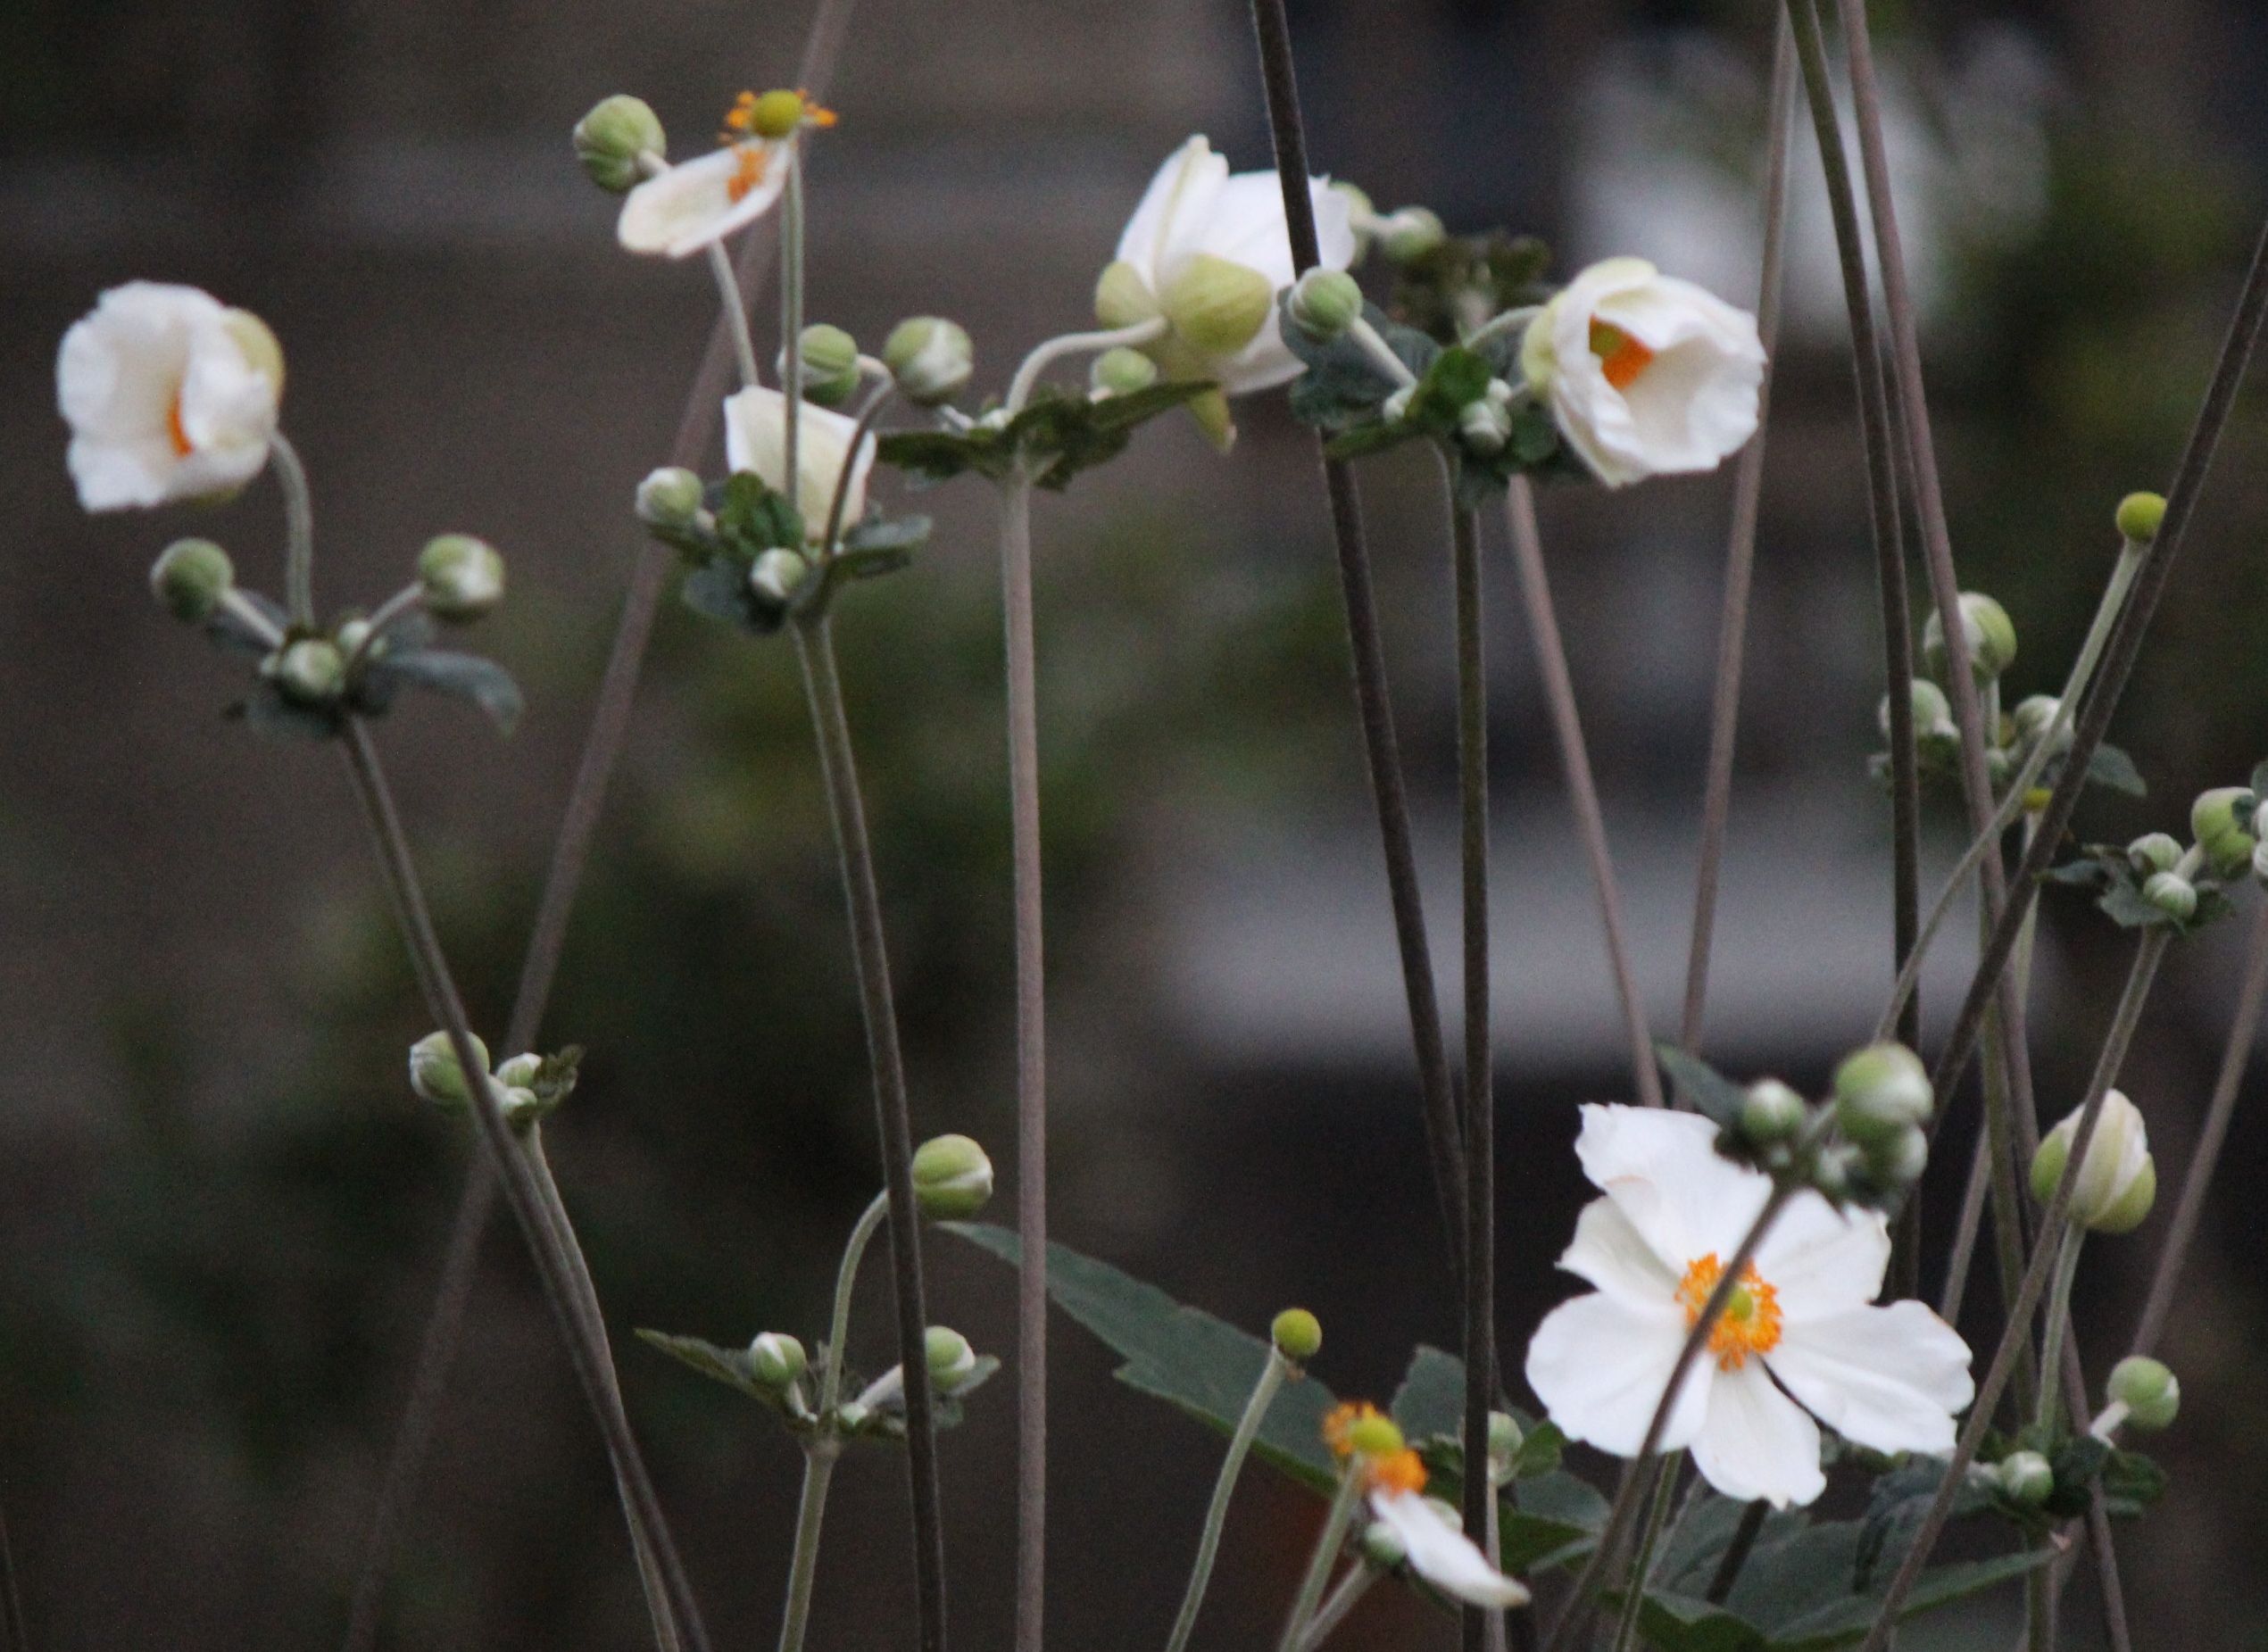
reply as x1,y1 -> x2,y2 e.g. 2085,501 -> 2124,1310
797,90 -> 838,129
1322,1400 -> 1382,1459
1368,1448 -> 1428,1498
1589,320 -> 1657,392
721,88 -> 838,143
1321,1401 -> 1430,1498
165,393 -> 194,458
725,145 -> 770,204
1676,1253 -> 1782,1370
722,91 -> 760,137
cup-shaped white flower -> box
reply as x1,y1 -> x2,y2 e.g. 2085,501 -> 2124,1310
1095,135 -> 1356,443
58,282 -> 283,511
1519,257 -> 1765,488
1525,1105 -> 1973,1508
722,386 -> 875,542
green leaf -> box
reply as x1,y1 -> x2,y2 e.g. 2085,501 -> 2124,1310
369,648 -> 525,734
1656,1045 -> 1749,1133
2085,743 -> 2148,797
1389,1343 -> 1466,1445
1405,346 -> 1493,434
1656,1494 -> 1809,1599
943,1222 -> 1342,1490
1765,1550 -> 2049,1650
1617,1591 -> 1767,1652
839,511 -> 931,557
1503,1472 -> 1609,1573
636,1328 -> 792,1407
1284,299 -> 1437,431
678,556 -> 785,635
1323,419 -> 1423,461
714,471 -> 804,557
875,428 -> 1019,487
1084,379 -> 1215,435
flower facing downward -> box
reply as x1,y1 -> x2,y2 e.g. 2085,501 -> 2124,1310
617,90 -> 833,259
58,282 -> 283,511
1519,257 -> 1764,488
1525,1106 -> 1973,1508
1322,1404 -> 1529,1608
721,385 -> 875,542
1094,135 -> 1356,444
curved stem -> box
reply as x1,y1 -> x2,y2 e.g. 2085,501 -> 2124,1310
1163,1350 -> 1289,1652
344,585 -> 426,676
270,429 -> 317,629
707,242 -> 761,391
775,1447 -> 839,1652
1348,317 -> 1417,389
218,588 -> 287,650
1003,319 -> 1166,415
818,385 -> 895,560
1275,1466 -> 1367,1652
790,617 -> 950,1652
1458,305 -> 1543,353
821,1191 -> 891,1415
1503,482 -> 1663,1109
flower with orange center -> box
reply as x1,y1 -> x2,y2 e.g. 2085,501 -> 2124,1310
617,92 -> 807,260
57,282 -> 282,511
1526,1104 -> 1975,1508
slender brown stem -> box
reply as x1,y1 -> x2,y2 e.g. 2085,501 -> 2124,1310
791,617 -> 949,1652
337,720 -> 712,1652
1937,1124 -> 1991,1323
1453,494 -> 1495,1652
0,1493 -> 26,1652
1681,10 -> 1795,1055
1503,484 -> 1662,1109
996,469 -> 1047,1652
1853,931 -> 2168,1652
1704,1499 -> 1769,1606
1245,0 -> 1467,1287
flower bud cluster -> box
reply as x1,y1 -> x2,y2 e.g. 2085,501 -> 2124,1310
407,1031 -> 573,1131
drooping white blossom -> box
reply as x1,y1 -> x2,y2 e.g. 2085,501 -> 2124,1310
1368,1488 -> 1531,1609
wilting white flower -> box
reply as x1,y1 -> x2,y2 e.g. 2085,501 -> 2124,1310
1094,136 -> 1355,439
1526,1105 -> 1973,1508
619,138 -> 788,258
1519,256 -> 1764,488
57,282 -> 282,511
1368,1488 -> 1530,1609
721,386 -> 875,541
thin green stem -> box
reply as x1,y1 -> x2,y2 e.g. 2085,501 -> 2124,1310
775,1446 -> 840,1652
707,242 -> 760,391
1295,1559 -> 1380,1652
1608,1455 -> 1679,1652
1980,992 -> 2041,1415
269,429 -> 317,629
1504,482 -> 1663,1109
1348,317 -> 1417,389
1937,1124 -> 1993,1324
1163,1350 -> 1290,1652
343,585 -> 426,676
1004,319 -> 1166,414
994,468 -> 1048,1652
781,140 -> 806,503
790,616 -> 949,1652
821,1191 -> 891,1415
818,385 -> 894,560
1852,930 -> 2168,1652
1276,1466 -> 1367,1652
2035,1226 -> 2085,1436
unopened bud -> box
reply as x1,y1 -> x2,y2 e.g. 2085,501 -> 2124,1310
1922,592 -> 2017,684
151,538 -> 235,622
1459,397 -> 1512,455
1380,206 -> 1446,265
1740,1079 -> 1808,1149
1833,1042 -> 1932,1146
794,324 -> 861,407
2142,871 -> 2197,923
749,547 -> 809,606
1881,677 -> 1953,743
2031,1089 -> 2155,1233
1998,1449 -> 2055,1507
2127,833 -> 2182,876
1809,1141 -> 1859,1201
925,1325 -> 977,1389
637,467 -> 705,531
1288,269 -> 1362,342
419,534 -> 505,623
2106,1355 -> 2179,1430
2114,492 -> 2165,544
409,1029 -> 490,1111
274,637 -> 345,704
574,95 -> 666,193
1862,1123 -> 1930,1191
881,317 -> 973,406
911,1133 -> 993,1220
494,1053 -> 543,1090
1090,346 -> 1159,396
748,1331 -> 808,1389
2011,694 -> 2068,756
1271,1307 -> 1323,1364
1487,1410 -> 1522,1484
2191,786 -> 2258,879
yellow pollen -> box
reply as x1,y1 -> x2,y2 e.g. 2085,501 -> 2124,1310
1367,1448 -> 1428,1498
725,145 -> 770,203
1676,1253 -> 1782,1370
721,90 -> 760,137
1590,320 -> 1656,392
797,89 -> 838,128
165,392 -> 194,458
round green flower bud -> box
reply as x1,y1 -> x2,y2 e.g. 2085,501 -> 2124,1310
1922,592 -> 2017,684
1159,253 -> 1274,359
573,95 -> 666,193
493,1053 -> 543,1090
1380,206 -> 1446,265
274,637 -> 345,704
1862,1122 -> 1930,1191
1985,747 -> 2015,790
925,1325 -> 977,1389
419,534 -> 505,623
911,1133 -> 993,1220
2142,871 -> 2197,923
335,617 -> 374,660
2127,832 -> 2182,876
1459,397 -> 1512,456
1740,1079 -> 1809,1149
2190,785 -> 2259,878
2031,1089 -> 2154,1233
1358,1517 -> 1408,1570
1833,1042 -> 1933,1145
748,89 -> 809,140
636,467 -> 705,530
749,547 -> 810,606
748,1331 -> 808,1389
150,538 -> 235,622
2011,694 -> 2069,756
881,316 -> 973,407
497,1085 -> 544,1130
1998,1449 -> 2055,1507
1346,1413 -> 1405,1458
1090,346 -> 1159,396
1809,1141 -> 1858,1202
1270,1307 -> 1322,1363
1879,677 -> 1953,743
1288,268 -> 1363,342
795,323 -> 861,407
2114,491 -> 2166,544
409,1029 -> 490,1111
2106,1355 -> 2180,1430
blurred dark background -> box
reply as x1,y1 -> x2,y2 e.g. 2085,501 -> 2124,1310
7,0 -> 2268,1647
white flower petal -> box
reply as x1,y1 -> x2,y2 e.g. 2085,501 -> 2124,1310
722,386 -> 876,538
1116,136 -> 1229,286
1688,1363 -> 1825,1508
1765,1302 -> 1974,1457
1524,1290 -> 1708,1457
1752,1191 -> 1890,1324
1573,1104 -> 1771,1276
1369,1490 -> 1530,1608
1559,1194 -> 1682,1307
619,144 -> 786,259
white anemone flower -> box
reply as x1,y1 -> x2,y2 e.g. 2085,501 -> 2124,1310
721,386 -> 874,541
1369,1488 -> 1531,1609
1519,256 -> 1765,488
57,282 -> 282,511
1525,1105 -> 1973,1508
1095,136 -> 1356,442
619,140 -> 788,258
